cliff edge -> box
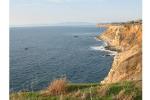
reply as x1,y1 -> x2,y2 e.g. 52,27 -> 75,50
97,20 -> 142,84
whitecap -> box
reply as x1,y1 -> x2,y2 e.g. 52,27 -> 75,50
94,37 -> 102,41
90,46 -> 117,56
90,46 -> 105,51
104,49 -> 117,56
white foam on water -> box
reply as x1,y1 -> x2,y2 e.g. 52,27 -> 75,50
92,37 -> 117,56
94,37 -> 102,41
104,49 -> 117,55
90,46 -> 105,51
90,46 -> 117,56
103,42 -> 108,46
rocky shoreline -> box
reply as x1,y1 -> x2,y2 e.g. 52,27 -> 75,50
97,20 -> 142,84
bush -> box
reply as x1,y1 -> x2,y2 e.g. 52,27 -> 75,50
47,78 -> 68,95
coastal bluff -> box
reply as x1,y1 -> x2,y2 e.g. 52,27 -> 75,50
97,20 -> 142,84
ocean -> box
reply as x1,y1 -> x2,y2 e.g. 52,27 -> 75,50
10,26 -> 114,92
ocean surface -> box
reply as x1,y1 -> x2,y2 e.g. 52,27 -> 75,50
10,26 -> 114,92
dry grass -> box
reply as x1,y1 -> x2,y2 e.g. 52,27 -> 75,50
97,85 -> 110,97
10,81 -> 141,100
115,89 -> 134,100
47,78 -> 68,95
81,93 -> 90,100
74,90 -> 82,97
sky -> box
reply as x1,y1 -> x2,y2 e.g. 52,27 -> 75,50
10,0 -> 142,26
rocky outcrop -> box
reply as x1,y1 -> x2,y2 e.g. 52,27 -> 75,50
97,20 -> 142,84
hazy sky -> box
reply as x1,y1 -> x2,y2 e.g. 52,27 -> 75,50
10,0 -> 142,26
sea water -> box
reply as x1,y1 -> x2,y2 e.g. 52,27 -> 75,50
10,26 -> 114,91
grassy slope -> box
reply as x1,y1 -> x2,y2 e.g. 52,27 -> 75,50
10,81 -> 142,100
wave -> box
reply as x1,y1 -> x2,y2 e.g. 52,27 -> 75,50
90,46 -> 105,51
94,37 -> 102,41
90,46 -> 117,56
92,37 -> 117,56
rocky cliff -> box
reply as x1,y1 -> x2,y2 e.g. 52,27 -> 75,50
97,20 -> 142,84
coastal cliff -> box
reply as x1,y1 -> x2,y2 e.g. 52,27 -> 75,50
97,20 -> 142,84
10,21 -> 142,100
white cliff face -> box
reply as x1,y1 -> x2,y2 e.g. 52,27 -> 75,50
97,22 -> 142,84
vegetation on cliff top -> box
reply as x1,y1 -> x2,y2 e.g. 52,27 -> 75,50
10,79 -> 142,100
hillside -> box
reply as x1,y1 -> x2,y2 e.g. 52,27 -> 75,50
97,20 -> 142,84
